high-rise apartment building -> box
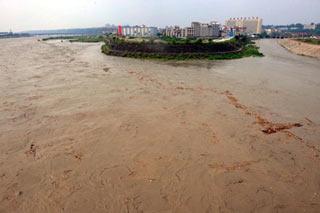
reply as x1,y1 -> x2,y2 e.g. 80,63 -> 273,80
191,22 -> 201,37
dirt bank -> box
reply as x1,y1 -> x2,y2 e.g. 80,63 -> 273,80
0,38 -> 320,212
279,39 -> 320,59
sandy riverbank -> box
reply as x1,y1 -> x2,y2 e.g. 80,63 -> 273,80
0,38 -> 320,212
279,39 -> 320,59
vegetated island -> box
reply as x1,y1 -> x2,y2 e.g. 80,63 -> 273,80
101,35 -> 264,60
42,35 -> 263,60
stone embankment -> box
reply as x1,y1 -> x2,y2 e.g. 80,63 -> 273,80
280,39 -> 320,59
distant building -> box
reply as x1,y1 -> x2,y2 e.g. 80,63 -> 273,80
165,26 -> 182,38
278,27 -> 289,31
181,27 -> 194,38
121,25 -> 158,37
191,21 -> 220,38
226,17 -> 263,35
304,23 -> 316,30
0,32 -> 9,36
0,31 -> 30,39
165,21 -> 221,38
191,22 -> 201,37
210,21 -> 221,38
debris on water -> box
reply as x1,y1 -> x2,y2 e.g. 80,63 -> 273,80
262,123 -> 303,134
103,67 -> 110,72
25,143 -> 37,157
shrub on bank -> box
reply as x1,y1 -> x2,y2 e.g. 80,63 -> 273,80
101,44 -> 111,54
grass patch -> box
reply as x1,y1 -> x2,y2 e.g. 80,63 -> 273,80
42,36 -> 76,41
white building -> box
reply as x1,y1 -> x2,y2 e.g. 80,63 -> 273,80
191,22 -> 201,37
165,26 -> 182,37
209,21 -> 221,38
165,21 -> 221,38
122,25 -> 158,37
226,17 -> 263,35
181,27 -> 194,38
192,21 -> 221,38
304,23 -> 316,30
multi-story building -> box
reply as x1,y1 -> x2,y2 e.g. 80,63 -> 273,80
191,22 -> 201,37
195,21 -> 220,38
210,21 -> 221,38
165,26 -> 182,37
226,17 -> 263,35
200,23 -> 211,37
181,27 -> 194,38
121,25 -> 158,37
165,21 -> 221,38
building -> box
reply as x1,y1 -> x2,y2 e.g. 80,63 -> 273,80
0,32 -> 10,36
181,27 -> 194,38
226,17 -> 263,35
165,21 -> 221,38
191,22 -> 220,38
165,26 -> 182,38
304,23 -> 316,30
210,21 -> 221,38
121,25 -> 158,37
191,22 -> 201,37
200,23 -> 211,37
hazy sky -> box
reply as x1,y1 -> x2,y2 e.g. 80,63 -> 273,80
0,0 -> 319,32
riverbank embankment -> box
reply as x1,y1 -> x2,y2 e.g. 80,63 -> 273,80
279,39 -> 320,59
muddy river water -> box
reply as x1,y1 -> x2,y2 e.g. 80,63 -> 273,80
0,38 -> 320,212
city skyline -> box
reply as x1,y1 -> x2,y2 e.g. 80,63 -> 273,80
1,0 -> 319,32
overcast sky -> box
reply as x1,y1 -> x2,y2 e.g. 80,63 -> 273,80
0,0 -> 319,32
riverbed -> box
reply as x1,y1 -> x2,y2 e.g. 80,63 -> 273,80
0,38 -> 320,212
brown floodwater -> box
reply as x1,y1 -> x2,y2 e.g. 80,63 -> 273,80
0,38 -> 320,212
